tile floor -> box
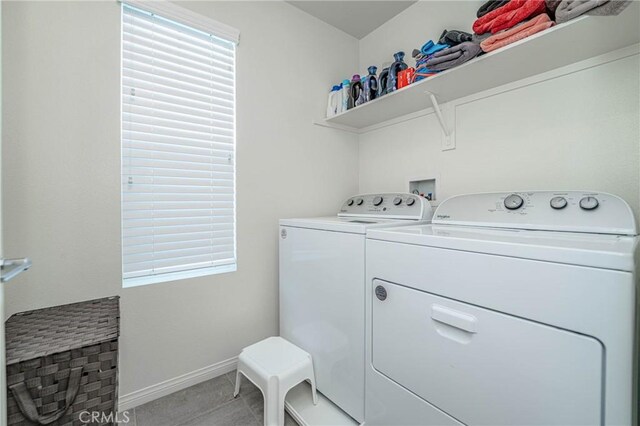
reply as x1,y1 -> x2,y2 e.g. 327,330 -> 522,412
127,370 -> 298,426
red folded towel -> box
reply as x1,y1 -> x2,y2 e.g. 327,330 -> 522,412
481,13 -> 555,52
473,0 -> 547,34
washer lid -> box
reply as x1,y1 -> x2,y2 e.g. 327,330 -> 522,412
280,216 -> 423,234
432,191 -> 637,236
367,224 -> 638,271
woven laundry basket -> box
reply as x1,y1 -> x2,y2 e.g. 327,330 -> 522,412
5,297 -> 120,426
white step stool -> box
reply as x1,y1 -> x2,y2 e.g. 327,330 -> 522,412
234,336 -> 318,426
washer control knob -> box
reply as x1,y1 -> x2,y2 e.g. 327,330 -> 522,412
504,194 -> 524,210
393,197 -> 403,206
373,196 -> 384,206
579,196 -> 599,211
356,198 -> 364,206
347,199 -> 354,206
550,196 -> 567,210
406,198 -> 416,206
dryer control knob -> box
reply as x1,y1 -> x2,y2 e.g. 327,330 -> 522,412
406,198 -> 416,206
356,198 -> 364,206
373,196 -> 384,206
504,194 -> 524,210
347,199 -> 354,206
393,197 -> 402,206
579,196 -> 599,211
550,196 -> 567,210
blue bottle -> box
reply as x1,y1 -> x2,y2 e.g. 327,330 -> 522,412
387,51 -> 408,94
363,66 -> 378,102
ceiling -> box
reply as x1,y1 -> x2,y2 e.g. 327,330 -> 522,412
287,1 -> 418,39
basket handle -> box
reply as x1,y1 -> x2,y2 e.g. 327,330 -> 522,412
9,366 -> 84,425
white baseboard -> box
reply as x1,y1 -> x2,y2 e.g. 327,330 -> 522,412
118,356 -> 238,411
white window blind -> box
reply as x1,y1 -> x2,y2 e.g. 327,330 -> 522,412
122,3 -> 237,286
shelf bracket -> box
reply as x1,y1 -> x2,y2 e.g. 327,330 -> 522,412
426,92 -> 449,137
425,91 -> 455,151
312,119 -> 361,134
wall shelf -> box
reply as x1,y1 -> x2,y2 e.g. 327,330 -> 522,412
316,5 -> 640,132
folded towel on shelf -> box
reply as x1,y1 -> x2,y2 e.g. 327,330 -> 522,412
412,49 -> 430,67
586,0 -> 631,15
473,0 -> 547,34
412,48 -> 440,82
554,0 -> 630,22
555,0 -> 608,22
420,40 -> 450,56
424,42 -> 483,71
413,68 -> 440,82
438,29 -> 474,46
480,13 -> 555,52
477,0 -> 511,17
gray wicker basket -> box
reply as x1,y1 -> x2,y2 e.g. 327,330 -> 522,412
5,297 -> 120,426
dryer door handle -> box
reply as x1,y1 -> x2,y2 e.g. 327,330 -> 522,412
431,304 -> 478,333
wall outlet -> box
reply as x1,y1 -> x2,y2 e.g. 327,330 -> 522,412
442,131 -> 456,151
440,104 -> 456,151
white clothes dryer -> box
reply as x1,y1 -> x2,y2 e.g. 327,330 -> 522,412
365,191 -> 638,426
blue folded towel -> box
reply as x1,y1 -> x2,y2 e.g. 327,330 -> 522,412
421,40 -> 450,56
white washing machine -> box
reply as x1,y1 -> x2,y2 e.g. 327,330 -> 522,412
365,191 -> 639,426
279,193 -> 433,424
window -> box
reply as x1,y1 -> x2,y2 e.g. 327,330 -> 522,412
121,2 -> 239,287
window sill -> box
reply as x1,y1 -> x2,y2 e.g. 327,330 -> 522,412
123,264 -> 237,288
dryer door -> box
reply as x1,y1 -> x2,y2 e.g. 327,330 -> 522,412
371,279 -> 603,425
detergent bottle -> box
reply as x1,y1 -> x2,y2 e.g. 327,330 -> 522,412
326,85 -> 341,118
387,51 -> 408,93
341,79 -> 351,111
378,64 -> 390,97
351,74 -> 363,108
364,66 -> 378,102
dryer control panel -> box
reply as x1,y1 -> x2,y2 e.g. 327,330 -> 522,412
432,191 -> 637,235
338,193 -> 433,221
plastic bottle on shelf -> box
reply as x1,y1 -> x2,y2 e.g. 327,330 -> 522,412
335,83 -> 344,114
387,51 -> 408,93
333,84 -> 342,113
351,74 -> 363,108
364,66 -> 378,102
377,62 -> 391,97
341,79 -> 351,111
326,85 -> 341,118
326,86 -> 334,118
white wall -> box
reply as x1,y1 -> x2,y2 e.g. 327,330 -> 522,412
2,0 -> 359,397
359,1 -> 482,72
358,1 -> 640,218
